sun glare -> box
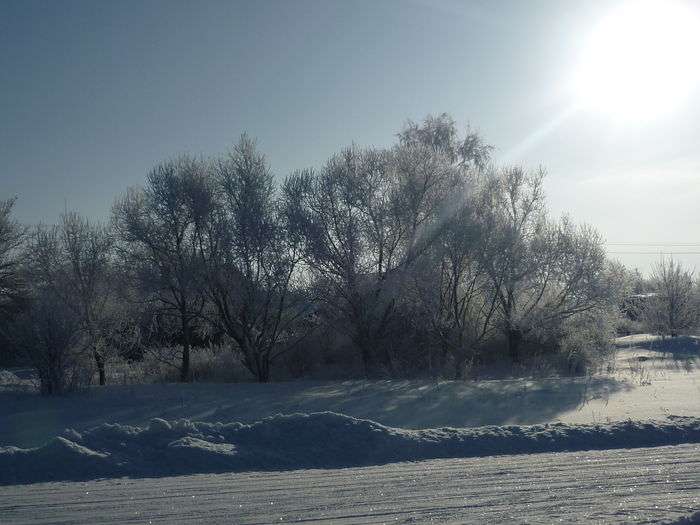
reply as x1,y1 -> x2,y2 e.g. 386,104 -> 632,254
573,0 -> 700,121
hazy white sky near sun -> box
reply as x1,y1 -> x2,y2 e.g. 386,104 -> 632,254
1,0 -> 699,273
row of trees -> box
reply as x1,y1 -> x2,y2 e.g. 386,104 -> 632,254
2,114 -> 686,393
628,258 -> 699,338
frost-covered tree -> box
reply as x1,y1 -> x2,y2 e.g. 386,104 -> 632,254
197,136 -> 312,382
0,198 -> 26,325
475,167 -> 616,361
643,258 -> 697,336
11,287 -> 85,395
59,213 -> 115,384
113,156 -> 212,382
20,213 -> 115,385
415,198 -> 499,379
10,216 -> 109,392
287,115 -> 490,375
285,148 -> 402,374
398,113 -> 492,171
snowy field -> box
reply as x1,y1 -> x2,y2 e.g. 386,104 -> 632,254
2,335 -> 698,449
1,444 -> 699,524
1,335 -> 699,522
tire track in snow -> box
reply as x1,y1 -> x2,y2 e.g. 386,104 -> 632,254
1,444 -> 699,523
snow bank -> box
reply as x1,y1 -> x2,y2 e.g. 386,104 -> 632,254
2,412 -> 700,484
0,370 -> 28,388
665,511 -> 700,525
0,369 -> 35,393
0,370 -> 19,384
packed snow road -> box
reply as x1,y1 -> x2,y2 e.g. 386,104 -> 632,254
1,444 -> 698,524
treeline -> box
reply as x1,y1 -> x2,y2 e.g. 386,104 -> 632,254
0,115 -> 695,393
622,259 -> 699,337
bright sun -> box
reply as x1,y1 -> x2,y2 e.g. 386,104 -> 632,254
574,0 -> 700,121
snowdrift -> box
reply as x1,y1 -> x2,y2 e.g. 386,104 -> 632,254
2,412 -> 700,485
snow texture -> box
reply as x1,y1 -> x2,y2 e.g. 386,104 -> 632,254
668,512 -> 700,525
2,411 -> 700,485
0,370 -> 19,384
1,444 -> 699,524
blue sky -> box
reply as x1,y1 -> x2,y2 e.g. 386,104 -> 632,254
1,0 -> 699,272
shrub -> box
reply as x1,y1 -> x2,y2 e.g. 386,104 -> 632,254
10,292 -> 93,394
555,309 -> 617,376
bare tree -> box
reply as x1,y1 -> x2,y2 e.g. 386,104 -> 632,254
198,136 -> 311,382
287,149 -> 430,374
643,258 -> 697,336
398,113 -> 493,171
286,116 -> 488,375
0,198 -> 27,325
59,213 -> 114,385
476,167 -> 615,361
415,200 -> 499,379
113,155 -> 212,382
472,167 -> 546,361
11,288 -> 86,395
21,214 -> 114,384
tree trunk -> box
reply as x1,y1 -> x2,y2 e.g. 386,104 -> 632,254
180,343 -> 190,382
257,356 -> 271,383
381,344 -> 394,377
356,332 -> 376,377
355,326 -> 393,377
453,354 -> 467,380
94,349 -> 106,386
180,312 -> 191,383
506,327 -> 522,363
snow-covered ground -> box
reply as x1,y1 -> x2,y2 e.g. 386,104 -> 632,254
2,336 -> 698,449
1,444 -> 698,524
3,375 -> 636,447
3,411 -> 700,484
0,335 -> 698,522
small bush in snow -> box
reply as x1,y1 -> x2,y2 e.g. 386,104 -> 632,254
9,292 -> 93,395
643,258 -> 697,337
